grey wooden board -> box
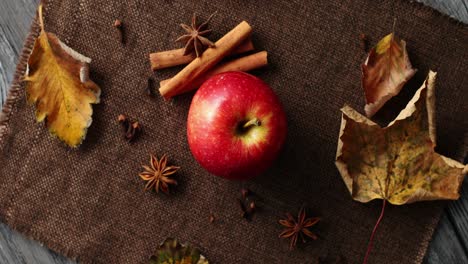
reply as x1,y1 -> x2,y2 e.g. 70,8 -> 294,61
0,0 -> 38,106
0,0 -> 466,263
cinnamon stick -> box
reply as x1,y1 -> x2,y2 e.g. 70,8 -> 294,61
159,51 -> 268,90
150,38 -> 254,71
159,21 -> 252,99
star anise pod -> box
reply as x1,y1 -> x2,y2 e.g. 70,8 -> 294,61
175,13 -> 216,57
279,207 -> 320,249
139,154 -> 179,194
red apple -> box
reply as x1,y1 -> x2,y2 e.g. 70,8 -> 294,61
187,71 -> 287,180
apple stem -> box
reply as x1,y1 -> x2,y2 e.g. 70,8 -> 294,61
363,199 -> 386,264
243,118 -> 261,129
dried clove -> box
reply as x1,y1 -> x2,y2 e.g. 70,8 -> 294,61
114,19 -> 124,43
209,213 -> 215,223
118,114 -> 127,123
249,201 -> 256,211
127,122 -> 141,140
241,187 -> 250,199
118,114 -> 141,142
238,188 -> 259,221
238,198 -> 247,218
146,77 -> 155,96
359,33 -> 368,52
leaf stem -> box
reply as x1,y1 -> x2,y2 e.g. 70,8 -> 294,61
363,199 -> 387,264
391,18 -> 397,42
38,4 -> 45,31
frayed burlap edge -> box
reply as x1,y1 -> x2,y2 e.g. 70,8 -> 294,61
0,21 -> 39,150
0,0 -> 83,262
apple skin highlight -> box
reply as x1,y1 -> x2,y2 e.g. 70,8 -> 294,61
187,71 -> 287,180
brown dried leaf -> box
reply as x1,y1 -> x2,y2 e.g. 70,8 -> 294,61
336,71 -> 466,205
24,5 -> 101,147
362,33 -> 416,117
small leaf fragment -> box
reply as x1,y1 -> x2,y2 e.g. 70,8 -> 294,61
24,5 -> 101,147
149,238 -> 208,264
362,33 -> 416,117
336,71 -> 467,205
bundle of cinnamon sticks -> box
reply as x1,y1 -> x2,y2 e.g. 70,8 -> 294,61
149,21 -> 268,99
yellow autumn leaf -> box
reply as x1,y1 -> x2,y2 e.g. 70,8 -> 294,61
336,71 -> 466,205
362,33 -> 417,117
24,5 -> 101,147
149,238 -> 209,264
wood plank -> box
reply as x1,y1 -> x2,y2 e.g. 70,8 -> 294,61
418,2 -> 468,262
418,0 -> 468,23
0,0 -> 466,263
416,1 -> 468,262
446,180 -> 468,254
424,213 -> 468,263
0,0 -> 38,105
0,223 -> 73,264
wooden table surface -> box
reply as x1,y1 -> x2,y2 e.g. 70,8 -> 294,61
0,0 -> 467,263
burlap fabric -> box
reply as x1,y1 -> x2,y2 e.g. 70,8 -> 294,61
0,0 -> 467,263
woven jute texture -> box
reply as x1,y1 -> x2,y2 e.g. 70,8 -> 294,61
0,0 -> 467,263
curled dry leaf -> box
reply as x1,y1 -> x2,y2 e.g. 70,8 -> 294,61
149,238 -> 208,264
362,33 -> 416,117
25,5 -> 101,147
336,71 -> 467,205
